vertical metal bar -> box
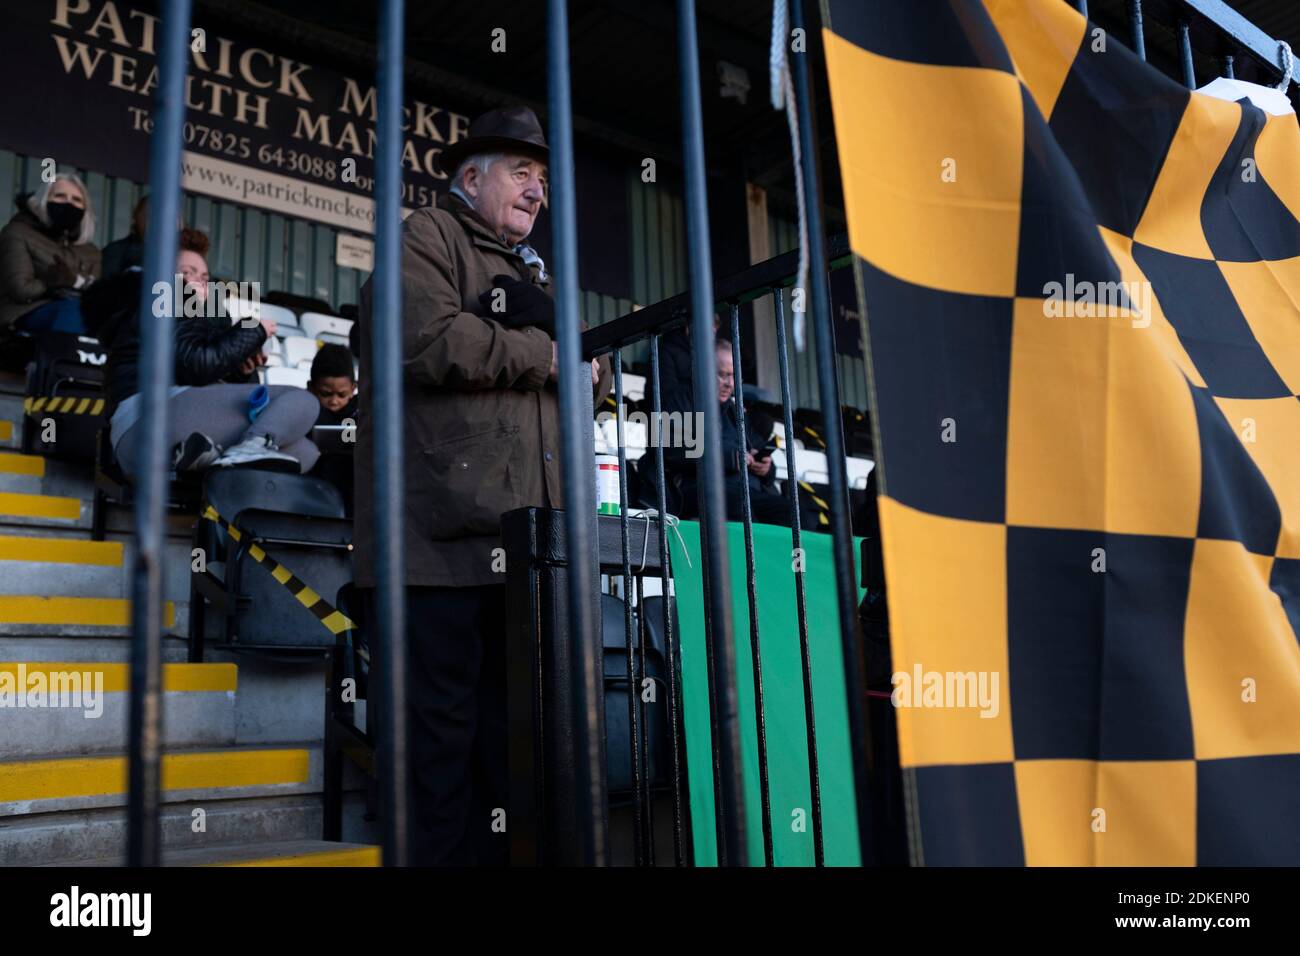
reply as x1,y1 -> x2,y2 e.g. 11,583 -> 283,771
773,288 -> 824,866
728,303 -> 773,866
613,351 -> 647,864
1225,54 -> 1235,79
373,0 -> 408,867
649,335 -> 687,866
1179,21 -> 1196,88
789,0 -> 874,866
677,0 -> 747,866
635,572 -> 656,865
1128,0 -> 1147,61
549,0 -> 608,866
126,0 -> 191,868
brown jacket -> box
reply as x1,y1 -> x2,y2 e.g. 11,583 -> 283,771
0,203 -> 101,331
353,192 -> 612,588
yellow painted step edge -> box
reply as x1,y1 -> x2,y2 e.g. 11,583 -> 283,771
214,846 -> 381,868
0,597 -> 175,628
0,453 -> 44,477
0,492 -> 80,521
0,535 -> 123,566
0,421 -> 11,442
0,662 -> 236,693
0,749 -> 310,803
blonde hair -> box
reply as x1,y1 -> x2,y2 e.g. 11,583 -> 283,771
27,170 -> 97,245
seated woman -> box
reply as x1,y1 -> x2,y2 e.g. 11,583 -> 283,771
0,171 -> 102,334
82,228 -> 321,476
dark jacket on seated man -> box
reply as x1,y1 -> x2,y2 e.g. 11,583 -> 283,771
80,268 -> 267,413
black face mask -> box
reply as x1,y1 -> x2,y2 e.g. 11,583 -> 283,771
46,200 -> 84,237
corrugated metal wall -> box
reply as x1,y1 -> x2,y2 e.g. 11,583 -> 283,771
1,147 -> 658,334
0,149 -> 368,312
2,146 -> 866,418
768,216 -> 870,414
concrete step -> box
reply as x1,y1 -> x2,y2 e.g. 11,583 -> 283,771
202,650 -> 328,746
0,662 -> 237,757
0,455 -> 93,501
0,452 -> 44,495
192,840 -> 379,867
0,491 -> 84,526
0,532 -> 192,603
52,840 -> 379,867
0,596 -> 182,637
3,791 -> 376,866
0,635 -> 190,664
0,743 -> 321,819
0,638 -> 326,748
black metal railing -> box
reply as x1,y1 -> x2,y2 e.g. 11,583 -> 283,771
122,0 -> 1300,867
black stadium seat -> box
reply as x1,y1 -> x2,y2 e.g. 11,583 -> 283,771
188,468 -> 352,660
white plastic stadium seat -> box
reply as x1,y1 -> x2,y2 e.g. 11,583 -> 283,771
795,448 -> 829,484
263,353 -> 284,368
282,336 -> 320,369
261,335 -> 282,360
224,297 -> 300,332
260,303 -> 300,333
265,366 -> 311,389
300,312 -> 353,346
621,373 -> 646,403
846,457 -> 875,490
771,448 -> 789,482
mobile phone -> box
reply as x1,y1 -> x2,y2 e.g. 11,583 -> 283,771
753,444 -> 777,461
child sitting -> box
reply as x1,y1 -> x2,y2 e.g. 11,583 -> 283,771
307,343 -> 357,423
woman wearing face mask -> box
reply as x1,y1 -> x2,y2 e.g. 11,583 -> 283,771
0,171 -> 101,334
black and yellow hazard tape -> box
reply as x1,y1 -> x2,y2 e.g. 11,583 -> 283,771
800,425 -> 826,449
797,480 -> 831,527
201,504 -> 356,635
24,396 -> 106,417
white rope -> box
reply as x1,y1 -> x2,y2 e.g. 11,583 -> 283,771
771,0 -> 810,351
627,508 -> 691,571
1277,40 -> 1294,91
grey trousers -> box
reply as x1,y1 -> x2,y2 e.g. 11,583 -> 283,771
114,384 -> 322,476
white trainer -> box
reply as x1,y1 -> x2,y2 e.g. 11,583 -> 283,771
214,434 -> 300,470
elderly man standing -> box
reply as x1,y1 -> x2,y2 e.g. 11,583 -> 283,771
354,106 -> 611,866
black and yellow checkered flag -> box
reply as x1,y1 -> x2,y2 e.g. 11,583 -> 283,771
824,1 -> 1300,865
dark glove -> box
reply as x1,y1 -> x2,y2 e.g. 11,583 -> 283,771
478,274 -> 555,339
41,255 -> 79,290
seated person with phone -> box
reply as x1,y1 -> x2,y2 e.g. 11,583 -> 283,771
668,335 -> 801,528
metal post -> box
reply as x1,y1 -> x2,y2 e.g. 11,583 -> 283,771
373,0 -> 408,867
789,0 -> 874,866
773,288 -> 824,865
648,335 -> 688,866
549,0 -> 609,866
1225,54 -> 1235,79
1128,0 -> 1147,61
1179,21 -> 1196,88
728,304 -> 773,866
612,353 -> 647,864
126,0 -> 191,868
677,0 -> 747,865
